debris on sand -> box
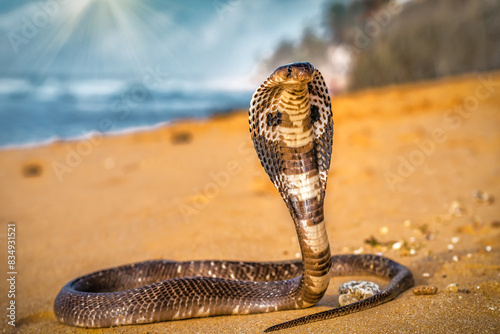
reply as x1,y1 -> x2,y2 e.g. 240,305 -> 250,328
413,285 -> 438,295
22,163 -> 43,177
338,281 -> 381,306
449,200 -> 466,217
472,190 -> 494,205
444,283 -> 469,293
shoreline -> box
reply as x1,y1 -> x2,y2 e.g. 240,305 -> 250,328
1,69 -> 493,152
0,109 -> 244,152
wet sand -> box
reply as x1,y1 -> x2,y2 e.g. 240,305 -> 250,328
1,71 -> 499,333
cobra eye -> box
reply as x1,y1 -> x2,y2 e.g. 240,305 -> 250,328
287,66 -> 292,78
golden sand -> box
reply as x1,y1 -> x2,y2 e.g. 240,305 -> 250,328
1,72 -> 499,333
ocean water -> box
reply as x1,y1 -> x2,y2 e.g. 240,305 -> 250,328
0,77 -> 253,149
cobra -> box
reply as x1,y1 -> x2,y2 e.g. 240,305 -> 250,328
54,62 -> 414,331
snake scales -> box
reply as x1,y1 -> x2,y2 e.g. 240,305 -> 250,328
54,62 -> 414,331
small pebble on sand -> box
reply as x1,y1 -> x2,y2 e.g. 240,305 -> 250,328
338,281 -> 381,306
22,163 -> 43,177
445,283 -> 459,293
171,131 -> 193,144
392,241 -> 403,250
413,285 -> 438,295
353,247 -> 364,254
449,200 -> 465,217
472,190 -> 494,205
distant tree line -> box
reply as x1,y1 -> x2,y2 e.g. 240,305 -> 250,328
260,0 -> 500,91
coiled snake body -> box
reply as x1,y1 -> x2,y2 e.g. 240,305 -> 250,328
54,62 -> 414,331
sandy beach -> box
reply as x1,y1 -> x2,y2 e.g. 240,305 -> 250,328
1,72 -> 499,333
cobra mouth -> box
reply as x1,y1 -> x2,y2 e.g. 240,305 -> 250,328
272,62 -> 315,85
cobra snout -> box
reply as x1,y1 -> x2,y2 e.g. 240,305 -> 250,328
272,62 -> 314,85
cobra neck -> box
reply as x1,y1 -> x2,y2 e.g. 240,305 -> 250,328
278,86 -> 332,307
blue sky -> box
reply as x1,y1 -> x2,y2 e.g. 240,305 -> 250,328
0,0 -> 330,88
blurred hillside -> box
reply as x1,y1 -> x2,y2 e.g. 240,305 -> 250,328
259,0 -> 500,92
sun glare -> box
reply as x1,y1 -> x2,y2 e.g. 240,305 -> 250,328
14,0 -> 183,79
